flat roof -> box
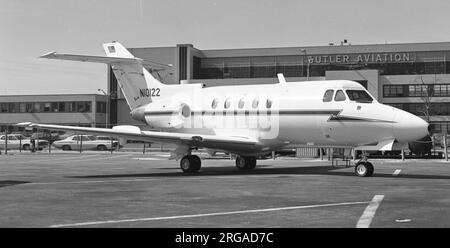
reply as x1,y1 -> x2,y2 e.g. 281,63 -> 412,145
199,41 -> 450,57
0,94 -> 106,101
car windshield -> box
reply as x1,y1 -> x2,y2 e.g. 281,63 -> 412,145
346,90 -> 373,103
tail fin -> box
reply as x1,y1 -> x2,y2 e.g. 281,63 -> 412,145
40,42 -> 167,110
102,42 -> 168,109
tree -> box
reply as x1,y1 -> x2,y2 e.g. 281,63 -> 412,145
414,74 -> 442,123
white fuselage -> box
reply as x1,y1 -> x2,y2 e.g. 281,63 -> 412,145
135,80 -> 428,153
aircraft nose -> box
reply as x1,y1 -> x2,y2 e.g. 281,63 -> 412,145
392,109 -> 429,143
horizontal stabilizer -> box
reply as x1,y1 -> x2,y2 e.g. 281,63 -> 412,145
40,52 -> 143,65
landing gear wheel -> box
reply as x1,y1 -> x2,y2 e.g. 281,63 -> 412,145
355,161 -> 374,177
235,156 -> 257,170
180,155 -> 201,173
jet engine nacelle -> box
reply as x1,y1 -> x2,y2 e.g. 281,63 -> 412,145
132,101 -> 191,129
408,135 -> 432,156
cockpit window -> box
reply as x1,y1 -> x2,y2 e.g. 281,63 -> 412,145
346,90 -> 373,103
323,90 -> 334,102
334,90 -> 346,101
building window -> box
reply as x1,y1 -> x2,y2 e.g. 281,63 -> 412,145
409,85 -> 428,97
51,102 -> 59,112
76,102 -> 85,112
434,84 -> 450,97
19,103 -> 26,113
84,102 -> 91,112
384,84 -> 450,98
58,102 -> 66,112
1,103 -> 8,113
9,103 -> 17,113
34,103 -> 41,112
43,103 -> 51,112
69,102 -> 77,112
96,102 -> 106,113
26,103 -> 33,113
383,85 -> 406,97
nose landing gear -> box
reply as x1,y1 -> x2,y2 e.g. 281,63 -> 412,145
354,152 -> 374,177
355,161 -> 374,177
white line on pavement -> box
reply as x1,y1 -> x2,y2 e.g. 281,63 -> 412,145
393,169 -> 402,176
50,201 -> 369,228
132,158 -> 164,160
356,195 -> 385,228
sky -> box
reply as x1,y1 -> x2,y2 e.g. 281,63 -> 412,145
1,0 -> 450,95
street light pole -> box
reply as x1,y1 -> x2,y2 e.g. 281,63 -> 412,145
300,49 -> 309,81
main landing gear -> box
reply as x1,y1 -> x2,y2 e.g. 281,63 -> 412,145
180,155 -> 201,173
235,156 -> 257,170
354,152 -> 374,177
179,154 -> 258,173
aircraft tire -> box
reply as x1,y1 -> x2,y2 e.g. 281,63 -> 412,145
180,155 -> 201,173
235,156 -> 257,170
355,161 -> 374,177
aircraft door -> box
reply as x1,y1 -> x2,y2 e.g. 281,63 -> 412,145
320,89 -> 337,142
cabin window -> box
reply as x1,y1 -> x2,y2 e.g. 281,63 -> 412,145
346,90 -> 373,103
224,98 -> 231,109
238,98 -> 245,109
252,98 -> 259,108
211,98 -> 219,109
323,90 -> 334,102
266,99 -> 272,108
334,90 -> 346,101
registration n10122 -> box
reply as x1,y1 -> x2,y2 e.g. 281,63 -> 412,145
139,88 -> 160,97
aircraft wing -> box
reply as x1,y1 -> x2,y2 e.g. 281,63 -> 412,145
15,122 -> 260,152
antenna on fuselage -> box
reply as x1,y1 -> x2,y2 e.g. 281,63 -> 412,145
277,73 -> 286,84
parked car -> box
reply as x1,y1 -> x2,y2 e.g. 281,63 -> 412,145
96,136 -> 120,148
31,132 -> 60,143
52,135 -> 115,151
0,134 -> 47,150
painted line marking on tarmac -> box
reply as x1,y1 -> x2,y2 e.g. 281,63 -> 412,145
132,157 -> 164,161
50,201 -> 369,228
393,169 -> 402,176
356,195 -> 385,228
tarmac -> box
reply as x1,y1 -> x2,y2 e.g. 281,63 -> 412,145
0,150 -> 449,228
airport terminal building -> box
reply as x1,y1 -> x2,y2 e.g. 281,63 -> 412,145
2,41 -> 450,135
0,94 -> 107,132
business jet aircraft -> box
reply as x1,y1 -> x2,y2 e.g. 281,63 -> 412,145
17,42 -> 429,177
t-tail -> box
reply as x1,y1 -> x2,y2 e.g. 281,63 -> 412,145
40,42 -> 168,110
